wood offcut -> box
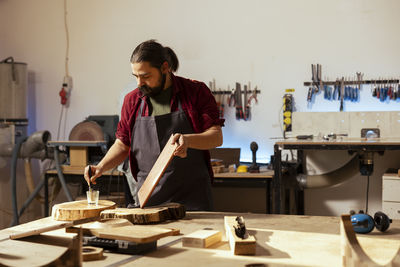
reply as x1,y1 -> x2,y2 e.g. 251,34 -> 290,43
100,202 -> 185,224
224,216 -> 256,255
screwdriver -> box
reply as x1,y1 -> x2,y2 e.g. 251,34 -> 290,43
88,166 -> 93,192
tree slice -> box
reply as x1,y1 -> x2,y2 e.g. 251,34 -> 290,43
100,202 -> 185,224
52,200 -> 116,221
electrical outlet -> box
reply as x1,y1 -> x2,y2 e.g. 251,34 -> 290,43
63,76 -> 73,90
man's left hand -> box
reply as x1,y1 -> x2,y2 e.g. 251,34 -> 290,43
172,133 -> 188,158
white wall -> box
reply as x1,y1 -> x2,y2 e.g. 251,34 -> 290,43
1,0 -> 400,216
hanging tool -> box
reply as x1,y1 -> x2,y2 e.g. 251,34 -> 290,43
317,64 -> 322,92
244,83 -> 250,120
235,82 -> 244,120
219,87 -> 225,119
247,86 -> 258,105
307,87 -> 313,102
356,72 -> 363,92
311,64 -> 318,92
340,77 -> 344,111
228,86 -> 235,107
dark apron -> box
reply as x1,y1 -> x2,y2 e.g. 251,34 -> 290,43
131,97 -> 213,211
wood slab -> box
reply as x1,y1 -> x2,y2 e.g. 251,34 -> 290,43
224,216 -> 256,255
8,216 -> 97,240
100,202 -> 185,224
91,225 -> 178,243
138,134 -> 177,208
66,218 -> 133,235
52,199 -> 116,221
182,229 -> 222,248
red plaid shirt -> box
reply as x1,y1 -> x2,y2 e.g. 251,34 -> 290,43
116,73 -> 225,181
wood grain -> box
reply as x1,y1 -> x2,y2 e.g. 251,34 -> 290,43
91,225 -> 178,243
100,202 -> 185,224
138,134 -> 177,208
51,200 -> 116,221
8,216 -> 97,240
182,229 -> 222,248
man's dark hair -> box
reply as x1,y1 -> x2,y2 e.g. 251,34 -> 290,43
130,40 -> 179,72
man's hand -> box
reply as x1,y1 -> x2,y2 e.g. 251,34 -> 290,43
84,165 -> 103,186
172,133 -> 188,158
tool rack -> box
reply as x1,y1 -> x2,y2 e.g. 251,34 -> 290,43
304,79 -> 400,87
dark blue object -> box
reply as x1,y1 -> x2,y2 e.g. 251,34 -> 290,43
351,213 -> 375,234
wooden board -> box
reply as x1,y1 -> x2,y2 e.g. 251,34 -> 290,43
224,216 -> 256,255
8,216 -> 97,240
182,229 -> 222,248
138,134 -> 177,208
66,218 -> 133,235
100,202 -> 185,224
52,200 -> 116,221
91,225 -> 178,243
66,217 -> 179,243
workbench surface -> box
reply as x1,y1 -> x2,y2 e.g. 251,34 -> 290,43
1,212 -> 399,266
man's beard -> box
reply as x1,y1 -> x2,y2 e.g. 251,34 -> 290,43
139,73 -> 166,97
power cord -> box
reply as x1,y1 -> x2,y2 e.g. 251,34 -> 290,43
366,174 -> 370,214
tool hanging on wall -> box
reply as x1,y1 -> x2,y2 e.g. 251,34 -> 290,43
235,82 -> 244,120
210,81 -> 260,120
304,64 -> 400,110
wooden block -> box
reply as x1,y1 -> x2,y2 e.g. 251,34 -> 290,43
182,229 -> 222,248
82,246 -> 103,261
100,202 -> 185,224
52,200 -> 116,221
69,146 -> 88,166
224,216 -> 256,255
138,134 -> 177,208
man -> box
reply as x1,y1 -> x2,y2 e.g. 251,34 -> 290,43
84,40 -> 224,211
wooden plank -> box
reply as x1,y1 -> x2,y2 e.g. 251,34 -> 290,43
224,216 -> 256,255
8,216 -> 96,240
91,225 -> 178,243
52,200 -> 116,221
182,229 -> 222,248
100,202 -> 185,224
138,134 -> 177,208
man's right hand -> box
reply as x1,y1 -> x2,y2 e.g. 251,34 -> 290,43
84,165 -> 103,186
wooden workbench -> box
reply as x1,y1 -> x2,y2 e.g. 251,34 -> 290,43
2,212 -> 398,266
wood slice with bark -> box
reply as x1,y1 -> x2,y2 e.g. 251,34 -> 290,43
52,200 -> 116,221
100,202 -> 185,224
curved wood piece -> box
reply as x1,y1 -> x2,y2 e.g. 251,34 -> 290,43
82,246 -> 103,261
100,202 -> 185,224
340,214 -> 400,267
52,200 -> 116,221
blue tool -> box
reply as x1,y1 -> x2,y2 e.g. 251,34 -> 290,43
351,213 -> 375,234
350,210 -> 392,234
